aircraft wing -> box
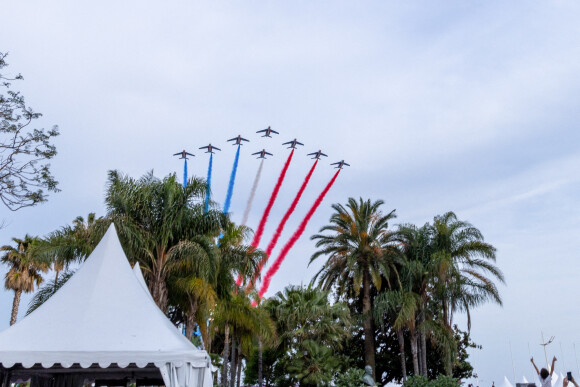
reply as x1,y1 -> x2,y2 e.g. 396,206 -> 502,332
199,146 -> 209,149
265,152 -> 273,156
297,141 -> 304,146
344,162 -> 350,166
173,152 -> 182,156
186,152 -> 195,157
214,146 -> 221,151
282,141 -> 291,145
271,129 -> 279,134
251,151 -> 260,155
321,153 -> 328,157
227,137 -> 236,142
241,137 -> 249,142
256,129 -> 267,133
307,152 -> 316,156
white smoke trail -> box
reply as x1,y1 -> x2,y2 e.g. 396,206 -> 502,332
241,159 -> 264,226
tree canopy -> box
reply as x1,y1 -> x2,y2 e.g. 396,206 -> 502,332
0,52 -> 59,211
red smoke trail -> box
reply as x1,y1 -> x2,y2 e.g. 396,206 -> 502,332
236,149 -> 294,287
253,160 -> 318,282
255,169 -> 341,303
250,149 -> 294,248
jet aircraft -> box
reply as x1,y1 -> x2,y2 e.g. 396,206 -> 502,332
331,160 -> 350,169
252,149 -> 273,159
307,150 -> 328,160
256,126 -> 279,137
227,135 -> 249,146
199,144 -> 221,154
173,150 -> 195,159
282,138 -> 304,149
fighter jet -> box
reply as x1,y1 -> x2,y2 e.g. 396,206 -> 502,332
331,160 -> 350,169
256,126 -> 279,138
282,138 -> 304,149
173,150 -> 195,159
227,135 -> 249,146
307,150 -> 328,160
252,149 -> 273,159
199,143 -> 221,154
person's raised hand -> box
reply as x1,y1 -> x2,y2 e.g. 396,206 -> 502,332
554,356 -> 558,362
531,357 -> 534,363
564,377 -> 569,387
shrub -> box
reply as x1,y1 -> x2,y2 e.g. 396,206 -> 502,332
404,375 -> 458,387
335,368 -> 365,387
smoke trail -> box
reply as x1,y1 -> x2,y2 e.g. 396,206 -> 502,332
223,145 -> 240,214
204,153 -> 213,214
183,159 -> 188,188
251,160 -> 318,286
250,149 -> 294,248
237,151 -> 293,288
241,159 -> 264,226
256,169 -> 340,301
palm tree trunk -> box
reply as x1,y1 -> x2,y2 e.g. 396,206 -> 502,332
442,298 -> 453,375
10,289 -> 22,326
236,348 -> 242,387
258,336 -> 263,387
152,250 -> 169,312
410,328 -> 419,375
230,336 -> 237,387
362,270 -> 376,377
151,271 -> 168,312
54,269 -> 60,292
185,295 -> 199,340
221,323 -> 230,387
397,329 -> 407,381
417,333 -> 423,375
420,308 -> 427,376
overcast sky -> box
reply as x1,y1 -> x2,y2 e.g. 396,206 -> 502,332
2,0 -> 580,384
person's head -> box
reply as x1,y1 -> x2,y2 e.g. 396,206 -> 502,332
365,365 -> 372,375
541,368 -> 550,379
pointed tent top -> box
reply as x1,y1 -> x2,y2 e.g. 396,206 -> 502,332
133,262 -> 154,301
0,222 -> 208,369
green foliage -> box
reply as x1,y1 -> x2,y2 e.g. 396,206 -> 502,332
0,52 -> 59,211
244,286 -> 351,387
426,325 -> 479,380
404,374 -> 458,387
405,375 -> 431,387
105,170 -> 225,312
285,339 -> 339,387
335,368 -> 365,387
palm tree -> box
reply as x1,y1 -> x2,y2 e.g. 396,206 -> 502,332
1,235 -> 49,325
309,197 -> 398,377
105,170 -> 226,312
208,224 -> 267,387
395,223 -> 435,377
38,213 -> 110,284
430,211 -> 504,373
265,285 -> 351,387
215,292 -> 275,387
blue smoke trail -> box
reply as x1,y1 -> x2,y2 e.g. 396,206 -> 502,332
223,145 -> 240,214
204,153 -> 213,214
183,159 -> 188,188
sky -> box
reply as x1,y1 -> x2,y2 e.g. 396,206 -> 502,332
2,0 -> 580,384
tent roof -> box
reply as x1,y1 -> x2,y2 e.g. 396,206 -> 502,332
0,225 -> 209,369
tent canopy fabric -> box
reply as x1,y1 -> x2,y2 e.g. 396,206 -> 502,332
0,225 -> 210,386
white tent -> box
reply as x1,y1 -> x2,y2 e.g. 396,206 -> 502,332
0,225 -> 211,387
503,376 -> 514,387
